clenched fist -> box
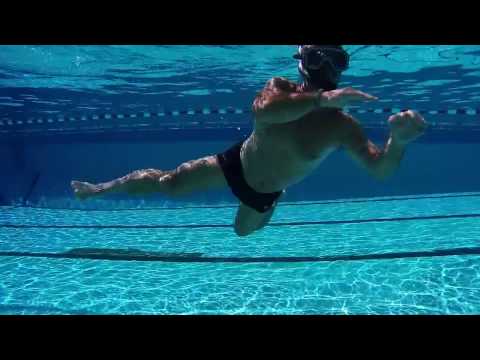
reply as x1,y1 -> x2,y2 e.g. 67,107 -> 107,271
388,110 -> 428,145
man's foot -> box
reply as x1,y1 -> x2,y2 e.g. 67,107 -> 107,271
71,181 -> 100,200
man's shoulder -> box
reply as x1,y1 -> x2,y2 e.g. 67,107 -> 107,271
253,77 -> 298,112
262,77 -> 298,93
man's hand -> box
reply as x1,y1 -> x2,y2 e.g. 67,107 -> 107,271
320,87 -> 378,109
388,110 -> 428,145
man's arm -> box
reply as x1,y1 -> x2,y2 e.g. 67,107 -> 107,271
342,110 -> 427,180
253,78 -> 378,126
253,78 -> 322,125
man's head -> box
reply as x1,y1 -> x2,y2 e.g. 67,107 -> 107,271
294,45 -> 349,91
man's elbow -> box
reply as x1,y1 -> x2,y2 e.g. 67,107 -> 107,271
254,106 -> 289,125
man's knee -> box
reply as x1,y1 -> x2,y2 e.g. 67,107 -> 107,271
162,171 -> 190,197
234,225 -> 256,237
234,218 -> 263,237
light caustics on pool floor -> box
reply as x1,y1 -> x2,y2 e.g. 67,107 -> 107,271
2,192 -> 480,264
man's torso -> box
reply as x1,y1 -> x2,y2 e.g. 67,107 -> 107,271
241,108 -> 350,193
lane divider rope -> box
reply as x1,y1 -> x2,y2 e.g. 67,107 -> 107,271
1,107 -> 479,128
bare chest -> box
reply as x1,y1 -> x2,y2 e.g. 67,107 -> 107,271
242,111 -> 343,191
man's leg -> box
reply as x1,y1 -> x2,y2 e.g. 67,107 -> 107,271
71,156 -> 227,200
234,203 -> 278,237
233,190 -> 285,237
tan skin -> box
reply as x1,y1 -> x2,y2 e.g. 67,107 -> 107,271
71,77 -> 427,237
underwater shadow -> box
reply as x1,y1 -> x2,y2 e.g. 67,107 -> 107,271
0,246 -> 480,263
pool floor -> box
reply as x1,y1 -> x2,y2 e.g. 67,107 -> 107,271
1,192 -> 479,314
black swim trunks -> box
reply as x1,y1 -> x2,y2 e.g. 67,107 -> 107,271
216,139 -> 283,213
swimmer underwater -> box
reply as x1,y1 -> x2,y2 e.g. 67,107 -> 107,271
72,45 -> 427,237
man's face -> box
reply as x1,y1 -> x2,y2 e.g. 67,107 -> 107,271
299,45 -> 347,91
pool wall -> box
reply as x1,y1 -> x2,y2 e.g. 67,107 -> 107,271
1,139 -> 478,205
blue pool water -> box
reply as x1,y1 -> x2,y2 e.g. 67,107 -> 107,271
1,45 -> 480,314
1,192 -> 480,314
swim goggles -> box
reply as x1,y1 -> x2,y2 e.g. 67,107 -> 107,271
293,45 -> 350,73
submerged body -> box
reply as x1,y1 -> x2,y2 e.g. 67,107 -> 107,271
72,67 -> 427,237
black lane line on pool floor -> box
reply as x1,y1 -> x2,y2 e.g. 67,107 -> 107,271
8,192 -> 480,212
1,246 -> 480,263
2,213 -> 480,229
